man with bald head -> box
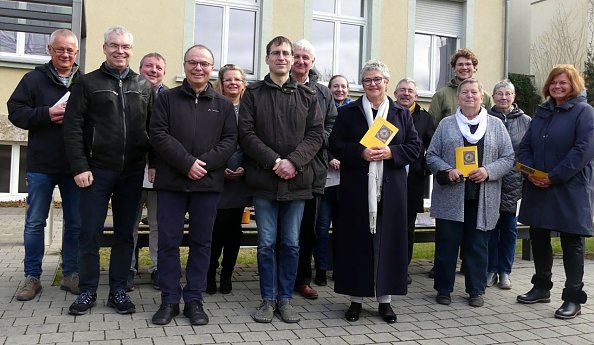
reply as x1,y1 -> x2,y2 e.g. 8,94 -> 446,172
149,44 -> 237,325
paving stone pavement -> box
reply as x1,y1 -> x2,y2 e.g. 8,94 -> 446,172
1,207 -> 594,344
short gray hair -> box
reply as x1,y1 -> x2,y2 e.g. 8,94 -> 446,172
457,78 -> 484,96
293,39 -> 316,57
49,29 -> 78,48
104,26 -> 133,45
360,59 -> 390,83
395,77 -> 417,91
492,79 -> 515,95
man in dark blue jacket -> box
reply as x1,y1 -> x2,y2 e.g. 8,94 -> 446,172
149,44 -> 237,326
8,29 -> 82,302
63,26 -> 153,316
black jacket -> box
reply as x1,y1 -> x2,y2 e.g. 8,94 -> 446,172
150,80 -> 237,192
238,74 -> 324,201
406,103 -> 436,213
303,69 -> 338,194
489,104 -> 531,213
63,62 -> 154,175
8,62 -> 82,174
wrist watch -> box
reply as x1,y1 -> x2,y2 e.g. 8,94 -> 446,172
274,157 -> 282,164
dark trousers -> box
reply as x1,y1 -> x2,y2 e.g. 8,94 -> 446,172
434,201 -> 490,295
530,227 -> 584,292
209,207 -> 244,275
157,191 -> 219,304
407,212 -> 417,265
78,167 -> 143,293
295,195 -> 321,286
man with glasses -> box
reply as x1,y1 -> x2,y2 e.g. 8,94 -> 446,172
238,36 -> 323,323
8,29 -> 82,301
63,26 -> 154,315
149,44 -> 237,326
429,48 -> 493,125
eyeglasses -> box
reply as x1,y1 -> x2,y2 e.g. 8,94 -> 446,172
50,46 -> 77,55
106,43 -> 132,51
362,77 -> 384,86
397,88 -> 416,94
456,62 -> 474,68
185,60 -> 213,69
223,77 -> 244,83
268,50 -> 292,58
495,92 -> 515,97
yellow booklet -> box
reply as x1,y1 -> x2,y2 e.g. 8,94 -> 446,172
359,117 -> 399,148
455,146 -> 478,177
514,162 -> 549,179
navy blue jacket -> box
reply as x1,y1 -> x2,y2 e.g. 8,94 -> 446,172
518,93 -> 594,236
8,62 -> 81,173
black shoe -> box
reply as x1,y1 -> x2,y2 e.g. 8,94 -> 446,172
68,292 -> 97,315
184,300 -> 209,325
555,301 -> 582,320
345,302 -> 362,322
517,287 -> 551,304
126,270 -> 135,292
314,270 -> 327,286
428,267 -> 434,278
436,293 -> 451,305
407,274 -> 412,285
151,270 -> 160,290
107,289 -> 136,314
219,272 -> 232,294
152,303 -> 180,325
469,294 -> 484,307
378,303 -> 396,323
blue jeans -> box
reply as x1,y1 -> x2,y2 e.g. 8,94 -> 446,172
253,197 -> 305,300
434,201 -> 490,295
24,172 -> 81,278
487,211 -> 518,275
314,186 -> 338,271
78,167 -> 143,293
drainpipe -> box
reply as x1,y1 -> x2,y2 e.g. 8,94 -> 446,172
504,0 -> 510,78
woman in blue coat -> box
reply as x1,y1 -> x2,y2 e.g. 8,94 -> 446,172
516,64 -> 594,320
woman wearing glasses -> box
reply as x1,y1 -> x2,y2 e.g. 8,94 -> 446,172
485,80 -> 531,290
329,60 -> 421,323
206,64 -> 250,295
427,78 -> 514,308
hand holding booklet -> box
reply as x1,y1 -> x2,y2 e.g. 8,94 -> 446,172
359,117 -> 399,148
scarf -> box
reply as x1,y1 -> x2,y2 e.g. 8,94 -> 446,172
455,106 -> 488,144
362,95 -> 389,234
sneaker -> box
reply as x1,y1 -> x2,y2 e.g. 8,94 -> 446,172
150,270 -> 160,290
486,272 -> 498,287
68,291 -> 97,315
60,273 -> 80,295
498,273 -> 512,289
15,276 -> 42,301
252,299 -> 275,323
107,289 -> 136,314
275,299 -> 300,323
126,270 -> 135,292
469,294 -> 484,307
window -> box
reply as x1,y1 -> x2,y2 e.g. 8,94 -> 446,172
414,0 -> 463,93
312,0 -> 367,84
194,0 -> 259,75
0,144 -> 26,196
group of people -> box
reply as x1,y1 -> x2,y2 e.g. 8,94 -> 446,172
7,24 -> 594,328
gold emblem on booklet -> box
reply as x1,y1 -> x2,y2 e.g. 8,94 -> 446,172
455,146 -> 478,177
360,117 -> 399,148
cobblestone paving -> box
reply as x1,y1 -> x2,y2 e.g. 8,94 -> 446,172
1,207 -> 594,344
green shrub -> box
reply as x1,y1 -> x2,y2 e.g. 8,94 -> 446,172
509,73 -> 542,116
585,50 -> 594,107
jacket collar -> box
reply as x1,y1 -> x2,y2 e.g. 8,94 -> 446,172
537,92 -> 587,118
100,62 -> 135,80
181,79 -> 215,99
488,103 -> 525,120
264,74 -> 298,93
37,61 -> 79,87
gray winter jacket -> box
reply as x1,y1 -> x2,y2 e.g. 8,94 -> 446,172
488,104 -> 531,213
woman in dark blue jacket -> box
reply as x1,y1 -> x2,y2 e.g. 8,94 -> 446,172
516,64 -> 594,320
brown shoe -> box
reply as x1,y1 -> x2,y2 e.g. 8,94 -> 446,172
60,272 -> 80,295
296,284 -> 318,300
16,276 -> 42,301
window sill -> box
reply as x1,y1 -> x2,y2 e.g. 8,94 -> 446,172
0,55 -> 49,69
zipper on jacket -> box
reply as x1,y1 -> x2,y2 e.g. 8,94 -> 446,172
119,79 -> 127,170
90,127 -> 95,158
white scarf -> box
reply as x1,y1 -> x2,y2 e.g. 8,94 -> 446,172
455,106 -> 488,144
362,95 -> 389,234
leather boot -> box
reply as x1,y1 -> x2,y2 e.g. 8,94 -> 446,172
517,275 -> 552,304
555,288 -> 587,320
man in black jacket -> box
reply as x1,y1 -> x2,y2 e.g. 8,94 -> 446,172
149,44 -> 237,326
291,39 -> 337,300
8,29 -> 82,301
239,36 -> 324,324
63,26 -> 154,316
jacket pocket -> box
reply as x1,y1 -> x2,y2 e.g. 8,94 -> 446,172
288,164 -> 313,191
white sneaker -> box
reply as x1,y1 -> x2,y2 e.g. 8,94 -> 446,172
498,273 -> 512,289
486,272 -> 498,287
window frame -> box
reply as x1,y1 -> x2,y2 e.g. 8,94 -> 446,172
0,143 -> 27,201
414,31 -> 459,97
311,0 -> 368,88
192,0 -> 261,79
